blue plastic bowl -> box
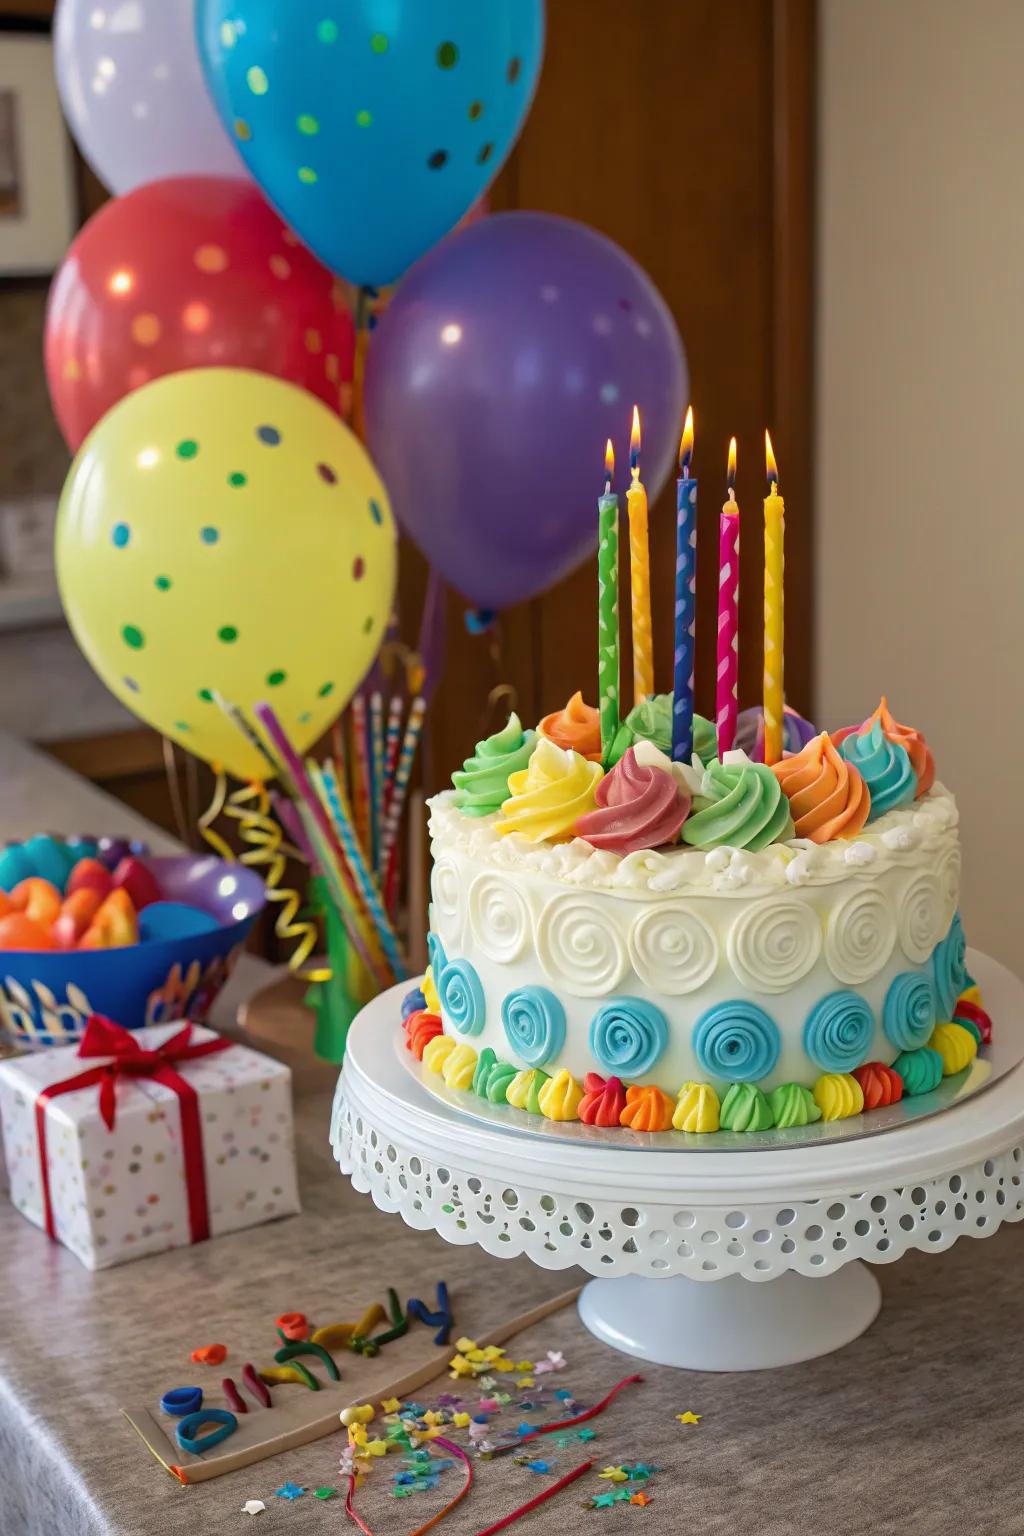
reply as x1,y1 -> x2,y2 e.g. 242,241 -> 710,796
0,853 -> 265,1049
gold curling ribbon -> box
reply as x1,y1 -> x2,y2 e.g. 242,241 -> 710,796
223,780 -> 327,979
197,768 -> 234,862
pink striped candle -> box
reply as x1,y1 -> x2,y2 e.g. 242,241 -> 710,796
715,437 -> 740,755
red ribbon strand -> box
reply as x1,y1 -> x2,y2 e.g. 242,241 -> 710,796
34,1014 -> 230,1245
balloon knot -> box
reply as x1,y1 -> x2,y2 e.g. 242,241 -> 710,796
465,607 -> 497,636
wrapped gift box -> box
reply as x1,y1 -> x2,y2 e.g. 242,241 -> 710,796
0,1018 -> 300,1270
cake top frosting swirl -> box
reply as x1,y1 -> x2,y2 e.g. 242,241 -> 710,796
497,737 -> 603,844
576,746 -> 691,854
772,732 -> 870,843
537,692 -> 602,764
452,713 -> 537,817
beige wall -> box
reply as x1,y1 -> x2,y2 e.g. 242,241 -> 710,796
816,0 -> 1024,964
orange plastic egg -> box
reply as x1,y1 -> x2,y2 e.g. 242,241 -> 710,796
0,913 -> 57,951
10,877 -> 62,928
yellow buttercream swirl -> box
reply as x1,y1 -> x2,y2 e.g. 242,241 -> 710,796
813,1071 -> 865,1121
423,1034 -> 456,1074
672,1081 -> 721,1134
442,1041 -> 478,1091
497,737 -> 603,844
422,966 -> 441,1014
506,1067 -> 547,1113
537,1068 -> 584,1122
929,1021 -> 977,1076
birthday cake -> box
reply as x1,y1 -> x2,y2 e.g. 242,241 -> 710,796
402,696 -> 989,1137
400,419 -> 987,1138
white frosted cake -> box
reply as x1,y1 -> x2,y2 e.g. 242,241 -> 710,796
401,696 -> 989,1136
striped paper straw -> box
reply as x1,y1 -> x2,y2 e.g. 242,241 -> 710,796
379,695 -> 426,870
349,693 -> 373,860
252,702 -> 392,988
370,691 -> 385,871
314,759 -> 407,981
216,692 -> 386,982
383,693 -> 404,806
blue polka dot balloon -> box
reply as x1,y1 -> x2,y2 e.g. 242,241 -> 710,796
196,0 -> 545,287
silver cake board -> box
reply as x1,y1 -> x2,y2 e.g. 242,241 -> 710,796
400,948 -> 1019,1153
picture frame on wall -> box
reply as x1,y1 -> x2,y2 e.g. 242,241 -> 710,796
0,25 -> 77,278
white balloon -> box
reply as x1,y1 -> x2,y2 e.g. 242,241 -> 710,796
55,0 -> 248,194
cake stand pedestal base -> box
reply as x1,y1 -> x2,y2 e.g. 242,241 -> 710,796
578,1264 -> 881,1371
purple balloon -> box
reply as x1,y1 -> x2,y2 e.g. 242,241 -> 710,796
365,213 -> 687,610
55,0 -> 247,196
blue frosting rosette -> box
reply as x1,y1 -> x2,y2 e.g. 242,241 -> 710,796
884,972 -> 937,1051
933,911 -> 967,1017
693,1000 -> 781,1083
803,991 -> 874,1073
501,985 -> 566,1068
837,720 -> 916,820
437,956 -> 486,1036
589,997 -> 669,1078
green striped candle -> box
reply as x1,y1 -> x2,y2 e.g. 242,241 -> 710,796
598,439 -> 621,765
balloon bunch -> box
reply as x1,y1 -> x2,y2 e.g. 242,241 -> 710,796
46,0 -> 688,1009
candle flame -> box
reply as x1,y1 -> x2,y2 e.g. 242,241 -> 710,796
765,429 -> 779,489
727,435 -> 737,491
630,404 -> 641,473
679,405 -> 694,475
604,437 -> 615,487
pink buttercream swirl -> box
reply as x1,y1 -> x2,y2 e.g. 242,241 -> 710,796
575,746 -> 691,853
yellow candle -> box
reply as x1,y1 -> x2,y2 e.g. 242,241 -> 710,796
762,430 -> 785,766
627,404 -> 653,704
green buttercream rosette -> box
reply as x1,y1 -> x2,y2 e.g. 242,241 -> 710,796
681,754 -> 794,851
769,1083 -> 822,1128
720,1083 -> 775,1132
452,713 -> 537,816
607,693 -> 717,767
485,1060 -> 518,1104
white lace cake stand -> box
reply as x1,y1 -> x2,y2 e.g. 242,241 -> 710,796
330,950 -> 1024,1371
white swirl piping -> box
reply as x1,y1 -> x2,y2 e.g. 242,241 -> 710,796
535,892 -> 628,997
627,904 -> 719,994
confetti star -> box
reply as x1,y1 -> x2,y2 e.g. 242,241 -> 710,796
676,1411 -> 702,1425
514,1361 -> 534,1373
598,1466 -> 628,1482
517,1377 -> 535,1389
592,1491 -> 620,1509
630,1492 -> 653,1506
629,1462 -> 658,1479
314,1487 -> 337,1500
578,1428 -> 597,1442
275,1482 -> 305,1501
455,1337 -> 478,1354
452,1411 -> 471,1427
527,1459 -> 553,1474
381,1397 -> 401,1412
517,1422 -> 536,1437
241,1499 -> 265,1516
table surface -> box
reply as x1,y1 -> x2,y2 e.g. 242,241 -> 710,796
3,729 -> 1024,1536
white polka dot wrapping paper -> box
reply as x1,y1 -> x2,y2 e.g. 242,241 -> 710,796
0,1022 -> 300,1270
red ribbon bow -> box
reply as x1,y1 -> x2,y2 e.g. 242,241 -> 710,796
35,1015 -> 231,1246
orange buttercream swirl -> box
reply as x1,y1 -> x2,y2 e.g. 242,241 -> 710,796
538,691 -> 602,764
772,732 -> 871,843
833,697 -> 935,799
618,1084 -> 674,1133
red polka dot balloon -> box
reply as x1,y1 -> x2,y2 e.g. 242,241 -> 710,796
45,176 -> 355,453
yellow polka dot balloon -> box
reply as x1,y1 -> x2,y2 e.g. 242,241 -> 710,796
56,368 -> 397,782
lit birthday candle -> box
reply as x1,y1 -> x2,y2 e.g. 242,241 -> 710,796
672,406 -> 697,762
597,438 -> 620,764
627,404 -> 653,705
763,430 -> 785,765
716,437 -> 740,755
